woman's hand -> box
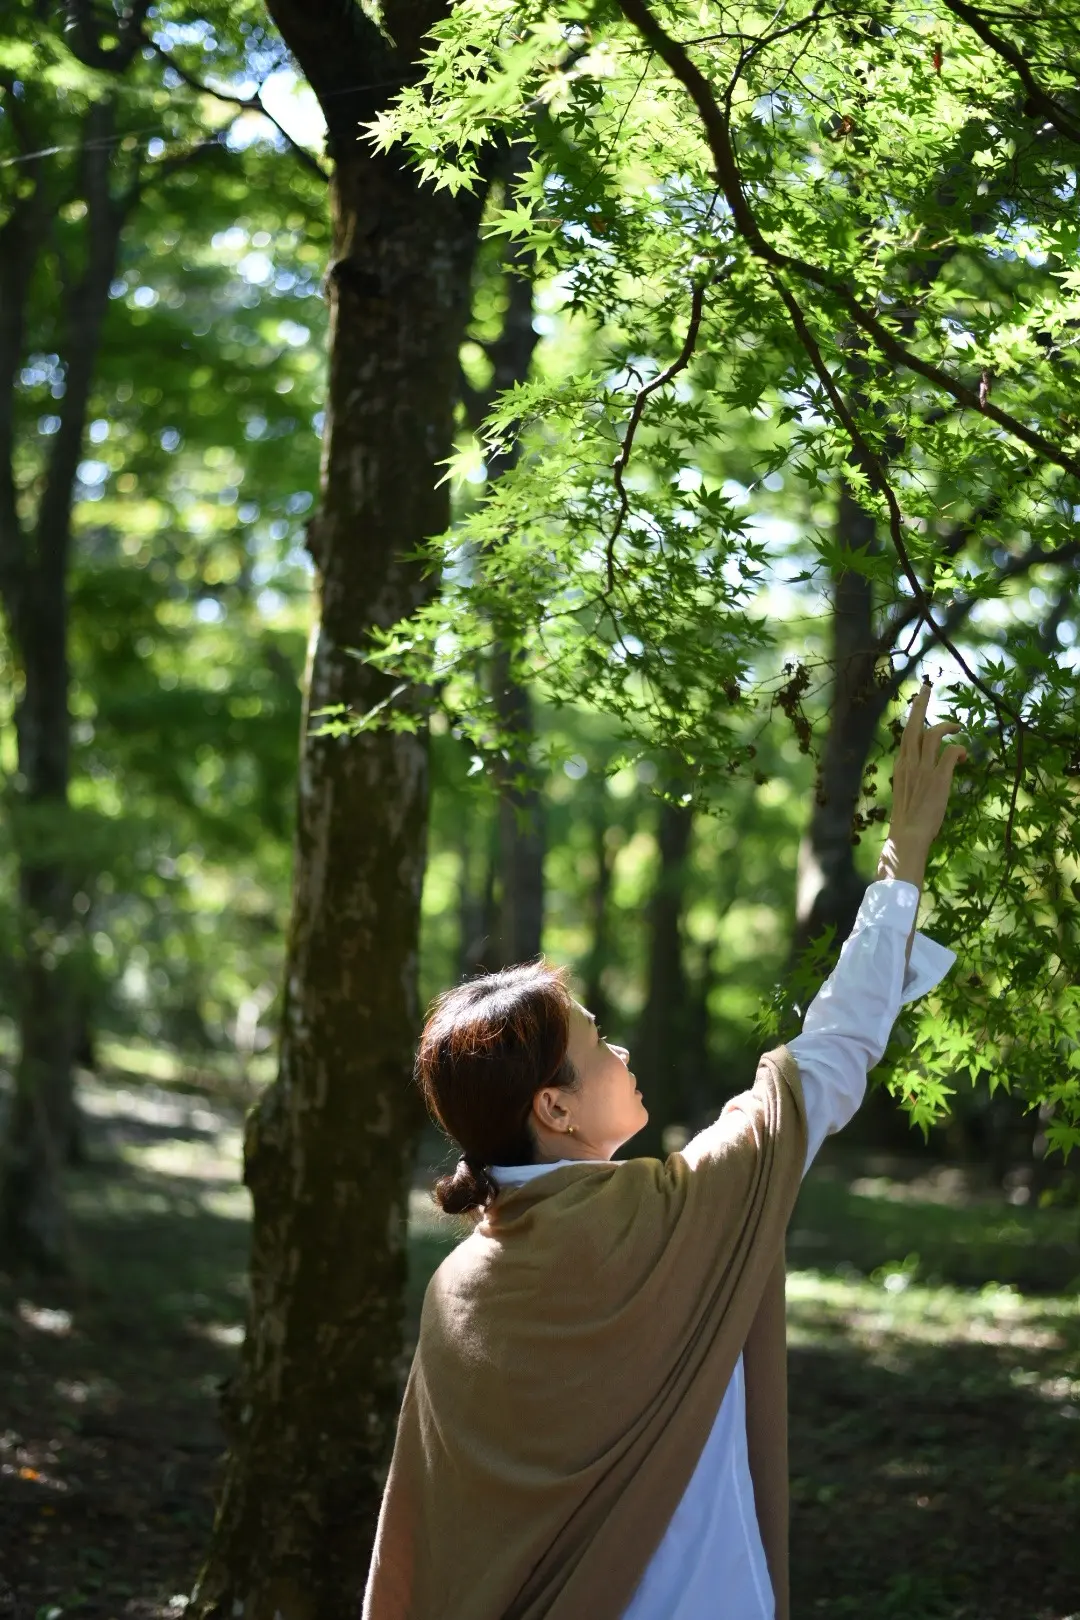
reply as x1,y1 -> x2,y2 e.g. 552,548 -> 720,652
877,678 -> 967,886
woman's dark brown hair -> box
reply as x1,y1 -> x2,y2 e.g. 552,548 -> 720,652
415,961 -> 580,1216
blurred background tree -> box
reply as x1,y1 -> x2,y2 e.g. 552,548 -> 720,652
0,1 -> 326,1264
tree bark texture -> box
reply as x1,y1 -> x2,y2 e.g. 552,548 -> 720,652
191,8 -> 483,1613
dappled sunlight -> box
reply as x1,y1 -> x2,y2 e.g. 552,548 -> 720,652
786,1271 -> 1075,1356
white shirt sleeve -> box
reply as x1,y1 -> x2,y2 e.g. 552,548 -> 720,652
787,878 -> 956,1176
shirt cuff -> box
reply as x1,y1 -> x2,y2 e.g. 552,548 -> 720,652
856,878 -> 956,1002
856,877 -> 922,932
901,932 -> 956,1004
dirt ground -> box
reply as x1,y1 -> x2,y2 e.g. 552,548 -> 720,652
1,1069 -> 1078,1619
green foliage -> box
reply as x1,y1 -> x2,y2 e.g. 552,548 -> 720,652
368,0 -> 1080,1149
0,0 -> 327,1051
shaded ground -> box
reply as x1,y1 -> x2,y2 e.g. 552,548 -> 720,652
1,1059 -> 1077,1618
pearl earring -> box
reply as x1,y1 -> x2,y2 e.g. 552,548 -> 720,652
566,1123 -> 575,1135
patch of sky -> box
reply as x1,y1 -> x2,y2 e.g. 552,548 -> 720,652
239,252 -> 273,285
746,513 -> 799,548
212,225 -> 248,254
278,320 -> 310,347
148,137 -> 165,159
244,415 -> 268,441
77,460 -> 110,486
161,428 -> 181,451
21,355 -> 61,389
286,490 -> 313,515
195,597 -> 224,623
257,589 -> 286,618
38,416 -> 60,436
132,285 -> 158,308
153,20 -> 210,46
88,418 -> 109,444
611,634 -> 644,662
721,479 -> 750,507
252,68 -> 326,152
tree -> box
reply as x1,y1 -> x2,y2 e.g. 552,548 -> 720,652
0,0 -> 322,1267
369,0 -> 1080,1154
189,2 -> 487,1612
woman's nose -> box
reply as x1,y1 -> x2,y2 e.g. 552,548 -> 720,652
612,1044 -> 630,1064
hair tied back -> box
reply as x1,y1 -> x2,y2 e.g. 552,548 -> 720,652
435,1154 -> 498,1217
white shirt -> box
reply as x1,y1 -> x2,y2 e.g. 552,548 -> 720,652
492,879 -> 956,1620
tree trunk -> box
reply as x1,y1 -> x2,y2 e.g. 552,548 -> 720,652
191,9 -> 483,1611
0,98 -> 126,1268
633,797 -> 694,1157
791,484 -> 890,957
581,791 -> 615,1031
494,675 -> 545,965
487,220 -> 544,968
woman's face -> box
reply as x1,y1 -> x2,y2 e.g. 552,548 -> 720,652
530,1001 -> 648,1162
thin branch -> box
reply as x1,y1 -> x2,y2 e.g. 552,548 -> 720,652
150,42 -> 329,181
766,267 -> 1029,862
939,0 -> 1080,146
605,279 -> 707,593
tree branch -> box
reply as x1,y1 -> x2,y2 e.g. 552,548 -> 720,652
62,0 -> 154,71
939,0 -> 1080,146
150,42 -> 329,182
263,0 -> 400,154
605,279 -> 707,592
610,0 -> 1080,485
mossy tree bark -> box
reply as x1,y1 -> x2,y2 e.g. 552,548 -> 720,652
190,5 -> 483,1616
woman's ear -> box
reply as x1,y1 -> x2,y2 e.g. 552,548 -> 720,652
532,1086 -> 572,1134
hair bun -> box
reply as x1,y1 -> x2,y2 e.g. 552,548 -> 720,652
434,1155 -> 498,1216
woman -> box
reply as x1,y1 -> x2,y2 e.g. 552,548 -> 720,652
363,681 -> 966,1620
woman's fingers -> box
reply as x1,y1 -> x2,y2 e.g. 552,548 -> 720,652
901,681 -> 933,757
921,720 -> 964,761
935,741 -> 968,776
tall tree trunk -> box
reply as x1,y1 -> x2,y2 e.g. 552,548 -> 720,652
494,675 -> 545,964
0,98 -> 127,1268
191,7 -> 483,1613
581,790 -> 615,1031
633,798 -> 694,1157
486,211 -> 545,967
791,484 -> 890,957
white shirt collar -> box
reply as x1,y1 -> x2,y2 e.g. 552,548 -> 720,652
490,1157 -> 614,1187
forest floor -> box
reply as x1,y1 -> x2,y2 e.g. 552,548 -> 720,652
1,1051 -> 1078,1620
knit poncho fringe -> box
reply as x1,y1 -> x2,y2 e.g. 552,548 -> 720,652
363,1045 -> 807,1620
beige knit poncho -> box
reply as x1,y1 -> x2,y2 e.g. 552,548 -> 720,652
363,1044 -> 807,1620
